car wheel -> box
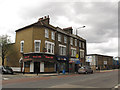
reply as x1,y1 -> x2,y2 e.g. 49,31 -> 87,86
85,71 -> 88,74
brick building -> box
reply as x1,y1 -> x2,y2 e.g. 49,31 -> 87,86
86,54 -> 113,71
5,15 -> 86,73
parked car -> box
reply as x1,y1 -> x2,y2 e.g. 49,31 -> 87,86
0,66 -> 14,74
78,66 -> 93,74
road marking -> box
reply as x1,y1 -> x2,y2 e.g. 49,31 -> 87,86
3,78 -> 9,80
114,84 -> 120,88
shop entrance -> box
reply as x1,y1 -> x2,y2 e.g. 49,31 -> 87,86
34,62 -> 40,73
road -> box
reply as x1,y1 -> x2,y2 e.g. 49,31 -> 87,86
2,70 -> 119,89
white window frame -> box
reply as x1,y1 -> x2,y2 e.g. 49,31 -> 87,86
64,36 -> 67,43
70,38 -> 73,45
71,47 -> 76,57
20,41 -> 24,52
58,34 -> 61,42
45,41 -> 55,54
80,49 -> 84,58
82,42 -> 85,48
34,40 -> 41,52
75,39 -> 77,46
59,44 -> 66,55
45,29 -> 49,38
79,41 -> 81,47
51,31 -> 55,40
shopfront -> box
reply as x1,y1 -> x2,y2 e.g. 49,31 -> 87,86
23,53 -> 57,73
56,56 -> 68,72
69,58 -> 80,73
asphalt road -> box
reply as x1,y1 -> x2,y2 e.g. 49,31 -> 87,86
2,70 -> 119,89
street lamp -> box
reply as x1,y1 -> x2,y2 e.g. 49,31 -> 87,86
76,26 -> 86,36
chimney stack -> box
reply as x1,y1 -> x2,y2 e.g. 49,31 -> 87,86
63,27 -> 73,34
38,15 -> 50,24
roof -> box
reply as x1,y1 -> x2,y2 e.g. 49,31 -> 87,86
15,16 -> 86,41
87,54 -> 113,58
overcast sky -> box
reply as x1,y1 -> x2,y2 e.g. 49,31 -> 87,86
0,0 -> 118,57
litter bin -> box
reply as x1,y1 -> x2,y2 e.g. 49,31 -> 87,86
62,69 -> 65,74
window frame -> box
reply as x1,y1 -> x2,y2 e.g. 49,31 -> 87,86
70,38 -> 73,45
64,36 -> 67,43
51,31 -> 55,40
75,39 -> 77,46
20,41 -> 24,52
59,44 -> 66,55
34,40 -> 41,52
45,41 -> 55,54
45,29 -> 49,38
58,33 -> 61,42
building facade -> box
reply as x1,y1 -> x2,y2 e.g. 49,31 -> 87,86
5,15 -> 86,73
86,54 -> 113,71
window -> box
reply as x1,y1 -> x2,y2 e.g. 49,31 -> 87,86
64,36 -> 67,43
45,41 -> 54,54
79,41 -> 81,47
45,29 -> 49,38
70,38 -> 73,45
71,47 -> 76,57
80,49 -> 84,58
20,41 -> 24,52
82,42 -> 85,48
59,44 -> 66,55
51,31 -> 55,40
58,34 -> 61,42
34,40 -> 41,52
75,39 -> 77,46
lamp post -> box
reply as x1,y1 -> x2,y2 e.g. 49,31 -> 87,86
76,26 -> 86,36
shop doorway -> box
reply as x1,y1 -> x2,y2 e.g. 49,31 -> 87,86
34,62 -> 40,73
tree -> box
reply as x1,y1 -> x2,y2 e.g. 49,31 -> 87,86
0,35 -> 11,66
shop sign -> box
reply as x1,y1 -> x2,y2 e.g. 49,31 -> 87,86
57,57 -> 67,61
45,56 -> 53,59
33,56 -> 42,58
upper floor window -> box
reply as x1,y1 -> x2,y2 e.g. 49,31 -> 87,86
82,42 -> 85,48
20,41 -> 24,52
45,41 -> 54,54
75,39 -> 77,46
51,31 -> 55,40
64,36 -> 67,43
59,44 -> 66,55
71,47 -> 76,57
79,41 -> 81,47
80,49 -> 84,58
70,38 -> 73,45
58,34 -> 61,42
34,40 -> 41,52
45,29 -> 49,38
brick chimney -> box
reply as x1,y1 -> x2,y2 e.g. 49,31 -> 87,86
63,27 -> 73,34
38,15 -> 50,24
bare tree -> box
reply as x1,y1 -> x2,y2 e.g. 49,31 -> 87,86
0,35 -> 11,66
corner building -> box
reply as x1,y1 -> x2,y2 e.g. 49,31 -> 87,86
5,15 -> 86,73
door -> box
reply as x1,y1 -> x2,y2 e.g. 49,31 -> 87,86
34,62 -> 40,73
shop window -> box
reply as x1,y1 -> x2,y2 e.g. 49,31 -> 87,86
44,62 -> 54,68
24,62 -> 30,68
